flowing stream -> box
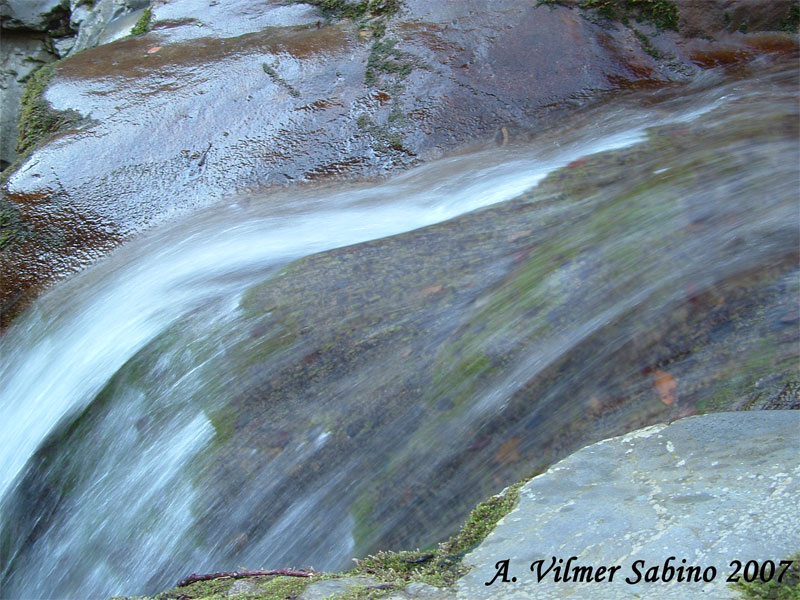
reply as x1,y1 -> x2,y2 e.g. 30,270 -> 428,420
1,59 -> 798,599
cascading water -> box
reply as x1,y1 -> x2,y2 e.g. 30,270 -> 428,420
1,60 -> 798,599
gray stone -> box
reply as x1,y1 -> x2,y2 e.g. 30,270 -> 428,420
447,411 -> 800,599
405,582 -> 446,596
299,576 -> 381,600
1,0 -> 68,31
226,578 -> 260,597
52,34 -> 75,57
388,588 -> 457,600
67,0 -> 146,56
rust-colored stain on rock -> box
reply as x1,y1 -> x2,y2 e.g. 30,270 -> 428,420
653,369 -> 677,406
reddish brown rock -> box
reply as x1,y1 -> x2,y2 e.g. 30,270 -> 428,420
1,0 -> 797,327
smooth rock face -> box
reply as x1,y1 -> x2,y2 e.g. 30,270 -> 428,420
450,411 -> 800,600
3,0 -> 759,324
1,0 -> 798,325
0,31 -> 55,168
0,0 -> 68,31
68,0 -> 150,56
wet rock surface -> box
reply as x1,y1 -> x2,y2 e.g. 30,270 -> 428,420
448,411 -> 800,600
67,0 -> 151,57
2,0 -> 798,327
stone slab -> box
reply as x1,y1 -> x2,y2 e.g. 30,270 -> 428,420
451,411 -> 799,599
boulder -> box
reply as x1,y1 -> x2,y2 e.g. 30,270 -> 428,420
450,411 -> 800,599
0,0 -> 70,32
68,0 -> 151,56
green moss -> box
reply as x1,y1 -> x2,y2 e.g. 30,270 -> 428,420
356,113 -> 408,154
365,38 -> 412,86
579,0 -> 680,31
302,0 -> 401,20
15,63 -> 82,156
208,407 -> 236,448
120,573 -> 320,599
351,494 -> 377,550
0,201 -> 18,249
781,2 -> 800,33
256,575 -> 314,599
262,62 -> 301,98
441,480 -> 523,556
632,27 -> 663,58
352,481 -> 525,588
732,553 -> 800,599
130,7 -> 152,36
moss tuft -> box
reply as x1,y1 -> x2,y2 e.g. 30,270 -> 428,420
365,38 -> 414,86
579,0 -> 680,31
302,0 -> 401,20
130,7 -> 152,35
732,553 -> 800,599
15,63 -> 82,156
352,480 -> 526,587
262,62 -> 301,98
440,481 -> 524,556
0,202 -> 17,249
781,1 -> 800,33
632,27 -> 663,58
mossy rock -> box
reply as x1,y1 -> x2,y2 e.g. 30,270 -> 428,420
15,63 -> 84,156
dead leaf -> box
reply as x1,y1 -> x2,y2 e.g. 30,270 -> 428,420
421,284 -> 443,297
653,369 -> 677,406
509,229 -> 532,242
494,437 -> 521,465
468,435 -> 491,452
147,46 -> 162,54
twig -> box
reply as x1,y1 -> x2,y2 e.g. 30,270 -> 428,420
177,568 -> 315,587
